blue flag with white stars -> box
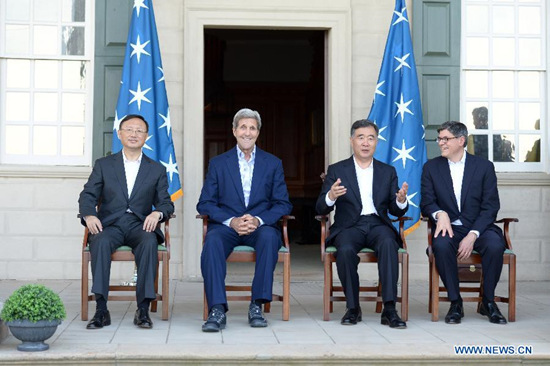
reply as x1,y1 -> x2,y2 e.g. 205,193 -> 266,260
368,0 -> 427,234
112,0 -> 182,201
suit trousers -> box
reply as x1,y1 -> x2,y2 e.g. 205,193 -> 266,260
88,212 -> 158,306
431,224 -> 505,302
333,215 -> 400,309
201,224 -> 282,312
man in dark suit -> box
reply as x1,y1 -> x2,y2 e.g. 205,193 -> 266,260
197,108 -> 292,332
316,119 -> 409,328
79,114 -> 174,330
421,121 -> 507,325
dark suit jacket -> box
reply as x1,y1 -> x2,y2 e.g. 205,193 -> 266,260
197,146 -> 292,229
315,156 -> 408,246
78,151 -> 174,243
420,152 -> 501,236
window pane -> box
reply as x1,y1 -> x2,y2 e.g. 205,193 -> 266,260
466,103 -> 489,130
34,93 -> 58,122
521,134 -> 540,162
33,126 -> 57,155
6,0 -> 30,21
61,126 -> 85,155
518,72 -> 540,99
34,60 -> 59,89
5,25 -> 30,54
492,71 -> 514,98
5,126 -> 29,154
492,38 -> 515,67
62,26 -> 85,55
518,103 -> 540,130
62,0 -> 86,22
518,7 -> 540,35
492,6 -> 514,34
518,38 -> 541,67
6,92 -> 30,121
465,71 -> 488,98
34,0 -> 59,22
468,135 -> 488,160
34,25 -> 58,55
493,134 -> 515,162
466,5 -> 489,33
492,102 -> 515,130
62,61 -> 87,89
6,60 -> 31,88
466,37 -> 489,66
62,93 -> 85,122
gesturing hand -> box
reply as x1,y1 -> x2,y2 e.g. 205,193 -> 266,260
328,178 -> 347,201
396,182 -> 409,203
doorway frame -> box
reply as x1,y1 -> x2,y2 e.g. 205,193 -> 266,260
182,0 -> 352,278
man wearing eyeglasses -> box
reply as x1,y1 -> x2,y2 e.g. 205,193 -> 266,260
79,114 -> 174,330
316,119 -> 409,329
421,121 -> 507,325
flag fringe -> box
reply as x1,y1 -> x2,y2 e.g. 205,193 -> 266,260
404,218 -> 422,237
171,189 -> 183,202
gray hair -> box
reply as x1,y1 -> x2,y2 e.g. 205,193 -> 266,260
232,108 -> 262,130
350,119 -> 379,137
438,121 -> 469,147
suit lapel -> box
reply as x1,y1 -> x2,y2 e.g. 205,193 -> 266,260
113,152 -> 129,200
226,149 -> 246,207
372,159 -> 382,210
248,148 -> 265,206
131,154 -> 151,200
460,153 -> 477,210
437,157 -> 459,212
343,157 -> 361,204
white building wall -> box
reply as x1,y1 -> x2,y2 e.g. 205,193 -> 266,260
0,0 -> 548,282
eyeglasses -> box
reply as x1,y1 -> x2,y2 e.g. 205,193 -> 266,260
436,136 -> 458,144
120,128 -> 147,135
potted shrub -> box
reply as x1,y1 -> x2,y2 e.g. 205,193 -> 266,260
1,284 -> 66,351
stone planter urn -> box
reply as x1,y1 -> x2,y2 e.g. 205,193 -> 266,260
6,319 -> 61,351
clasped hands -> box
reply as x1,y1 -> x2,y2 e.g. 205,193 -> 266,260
230,214 -> 260,236
85,211 -> 161,235
434,211 -> 477,261
327,178 -> 409,204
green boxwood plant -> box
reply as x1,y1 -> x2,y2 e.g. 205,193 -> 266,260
1,284 -> 66,323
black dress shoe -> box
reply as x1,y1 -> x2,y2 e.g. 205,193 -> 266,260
86,309 -> 111,329
133,308 -> 153,329
479,301 -> 507,324
341,308 -> 362,325
202,307 -> 227,332
381,308 -> 406,329
248,303 -> 268,328
445,302 -> 464,324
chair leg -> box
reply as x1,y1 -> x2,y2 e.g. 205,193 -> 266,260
282,254 -> 290,321
323,257 -> 331,321
151,261 -> 160,313
401,252 -> 409,321
203,287 -> 208,321
375,282 -> 383,314
509,255 -> 516,322
161,253 -> 169,320
81,253 -> 89,321
431,257 -> 440,322
428,258 -> 433,314
264,302 -> 271,313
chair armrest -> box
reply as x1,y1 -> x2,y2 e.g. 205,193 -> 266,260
421,216 -> 434,254
280,215 -> 295,250
495,217 -> 518,251
315,214 -> 329,259
392,216 -> 412,250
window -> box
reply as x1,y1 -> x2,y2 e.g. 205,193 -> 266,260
0,0 -> 93,165
462,0 -> 546,171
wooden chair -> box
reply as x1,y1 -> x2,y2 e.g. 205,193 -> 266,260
197,214 -> 294,321
423,217 -> 517,322
80,215 -> 173,321
315,214 -> 411,321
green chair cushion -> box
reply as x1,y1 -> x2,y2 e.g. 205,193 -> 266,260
471,249 -> 514,255
325,246 -> 407,254
84,245 -> 167,252
233,245 -> 289,253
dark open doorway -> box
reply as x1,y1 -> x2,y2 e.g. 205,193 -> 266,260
203,28 -> 325,243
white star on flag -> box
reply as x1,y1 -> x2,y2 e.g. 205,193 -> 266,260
392,7 -> 409,26
374,81 -> 386,100
130,35 -> 151,64
394,93 -> 414,122
392,139 -> 416,169
143,134 -> 154,151
113,111 -> 126,132
406,191 -> 419,208
394,53 -> 411,72
158,109 -> 172,137
128,81 -> 152,110
378,125 -> 388,141
161,154 -> 179,182
157,67 -> 165,82
134,0 -> 148,17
